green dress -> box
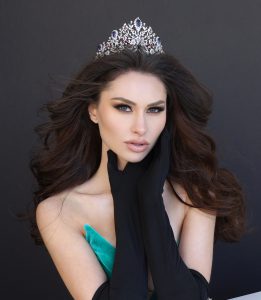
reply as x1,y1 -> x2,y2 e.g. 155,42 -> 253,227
84,224 -> 179,299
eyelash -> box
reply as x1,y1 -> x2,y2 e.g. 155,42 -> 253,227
113,104 -> 165,113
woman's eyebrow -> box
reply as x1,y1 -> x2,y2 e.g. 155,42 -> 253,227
110,97 -> 165,106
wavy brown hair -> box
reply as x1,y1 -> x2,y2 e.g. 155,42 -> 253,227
20,48 -> 248,245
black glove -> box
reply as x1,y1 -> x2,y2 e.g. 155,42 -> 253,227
92,148 -> 153,300
136,127 -> 210,300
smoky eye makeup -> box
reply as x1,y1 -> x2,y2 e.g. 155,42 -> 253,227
112,104 -> 165,113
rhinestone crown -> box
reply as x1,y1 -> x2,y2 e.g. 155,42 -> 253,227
95,17 -> 165,59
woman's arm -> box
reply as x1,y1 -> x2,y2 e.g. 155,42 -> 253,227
137,128 -> 215,299
178,197 -> 216,283
36,196 -> 108,300
138,187 -> 216,299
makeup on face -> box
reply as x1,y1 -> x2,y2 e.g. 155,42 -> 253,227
110,97 -> 166,114
94,71 -> 167,166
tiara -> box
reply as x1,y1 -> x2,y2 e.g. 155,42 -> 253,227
95,17 -> 165,59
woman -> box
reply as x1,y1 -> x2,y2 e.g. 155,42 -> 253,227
29,17 -> 246,299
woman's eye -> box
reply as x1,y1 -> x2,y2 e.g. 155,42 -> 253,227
149,107 -> 165,113
114,104 -> 132,112
113,104 -> 165,113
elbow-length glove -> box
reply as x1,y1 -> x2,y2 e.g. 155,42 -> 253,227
136,127 -> 210,300
92,149 -> 152,300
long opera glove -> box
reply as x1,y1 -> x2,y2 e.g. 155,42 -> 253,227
136,127 -> 210,300
92,149 -> 152,300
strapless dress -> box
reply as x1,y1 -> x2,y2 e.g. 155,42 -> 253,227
84,223 -> 181,299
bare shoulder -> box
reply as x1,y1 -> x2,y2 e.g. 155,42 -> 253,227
167,179 -> 216,216
35,189 -> 109,299
36,189 -> 70,219
36,191 -> 66,220
166,180 -> 190,213
36,189 -> 75,242
36,187 -> 94,235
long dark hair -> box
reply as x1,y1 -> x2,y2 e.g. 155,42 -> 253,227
20,48 -> 248,245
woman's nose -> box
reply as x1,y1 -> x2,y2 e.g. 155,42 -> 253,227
131,113 -> 147,135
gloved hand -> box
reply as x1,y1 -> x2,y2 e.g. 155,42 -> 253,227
92,147 -> 153,300
136,127 -> 210,300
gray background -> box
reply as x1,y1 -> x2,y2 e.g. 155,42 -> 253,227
1,1 -> 260,299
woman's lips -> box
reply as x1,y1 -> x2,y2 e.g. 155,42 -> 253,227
125,142 -> 149,152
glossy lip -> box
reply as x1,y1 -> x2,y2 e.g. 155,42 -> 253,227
125,139 -> 149,145
125,142 -> 149,153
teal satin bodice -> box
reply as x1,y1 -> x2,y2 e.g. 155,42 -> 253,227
84,224 -> 116,278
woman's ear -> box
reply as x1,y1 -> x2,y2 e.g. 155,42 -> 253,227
88,103 -> 98,124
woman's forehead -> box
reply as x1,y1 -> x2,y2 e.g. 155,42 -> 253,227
101,71 -> 167,100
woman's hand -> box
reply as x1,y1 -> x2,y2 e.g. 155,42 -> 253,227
101,148 -> 152,299
136,127 -> 210,300
137,127 -> 171,199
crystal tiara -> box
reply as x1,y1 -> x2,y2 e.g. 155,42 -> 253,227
95,17 -> 165,59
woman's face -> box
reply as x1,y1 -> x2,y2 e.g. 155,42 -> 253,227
88,70 -> 167,170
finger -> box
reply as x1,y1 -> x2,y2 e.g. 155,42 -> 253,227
107,149 -> 119,172
116,150 -> 154,181
153,129 -> 166,158
160,128 -> 171,172
161,127 -> 171,150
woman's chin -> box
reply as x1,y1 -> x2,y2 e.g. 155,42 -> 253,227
121,153 -> 148,165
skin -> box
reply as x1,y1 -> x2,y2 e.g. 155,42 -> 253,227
36,70 -> 216,300
87,70 -> 167,193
